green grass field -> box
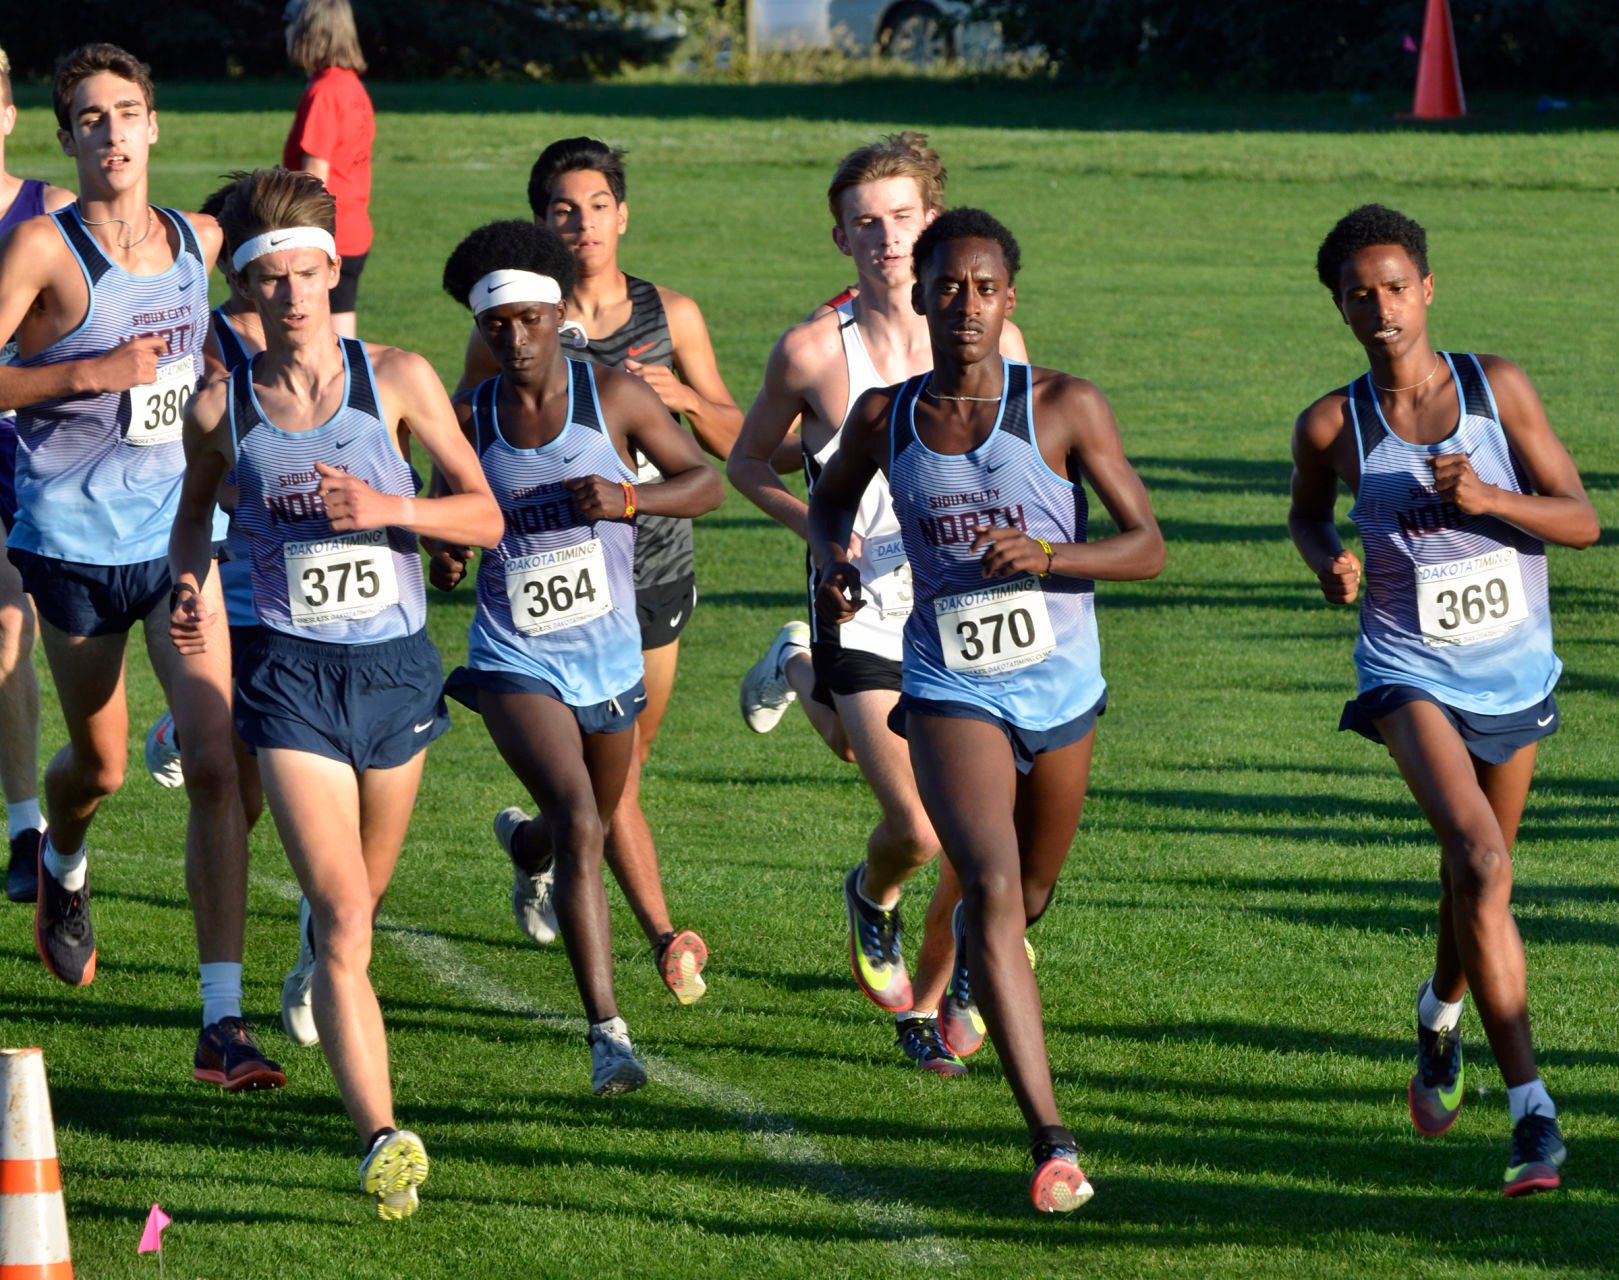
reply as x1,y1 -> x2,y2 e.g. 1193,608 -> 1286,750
2,80 -> 1616,1277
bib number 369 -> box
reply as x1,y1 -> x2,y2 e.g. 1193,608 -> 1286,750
934,578 -> 1055,676
1414,547 -> 1529,646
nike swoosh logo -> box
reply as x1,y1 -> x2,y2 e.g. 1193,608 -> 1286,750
1536,714 -> 1555,727
668,610 -> 684,628
1437,1076 -> 1464,1110
334,437 -> 356,450
268,234 -> 293,247
985,459 -> 1005,473
414,720 -> 435,733
487,281 -> 515,294
562,451 -> 585,465
178,279 -> 193,289
627,342 -> 656,358
633,694 -> 648,705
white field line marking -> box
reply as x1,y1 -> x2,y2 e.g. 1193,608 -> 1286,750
264,878 -> 966,1264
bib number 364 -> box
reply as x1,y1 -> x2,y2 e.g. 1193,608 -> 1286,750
934,578 -> 1055,676
505,539 -> 613,636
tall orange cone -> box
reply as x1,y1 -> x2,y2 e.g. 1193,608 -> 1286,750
0,1048 -> 74,1279
1411,0 -> 1466,119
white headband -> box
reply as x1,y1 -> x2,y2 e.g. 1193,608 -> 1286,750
232,227 -> 338,272
470,270 -> 563,316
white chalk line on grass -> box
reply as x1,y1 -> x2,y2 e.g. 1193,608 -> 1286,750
263,877 -> 966,1266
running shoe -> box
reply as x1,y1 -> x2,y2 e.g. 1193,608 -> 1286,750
193,1016 -> 287,1091
495,807 -> 557,945
1030,1125 -> 1094,1213
1502,1111 -> 1566,1197
280,896 -> 319,1047
5,827 -> 42,903
654,928 -> 708,1005
144,709 -> 185,789
739,620 -> 809,733
35,858 -> 95,986
359,1128 -> 430,1221
939,902 -> 984,1057
587,1016 -> 648,1096
843,865 -> 912,1011
896,1016 -> 967,1077
1409,980 -> 1464,1136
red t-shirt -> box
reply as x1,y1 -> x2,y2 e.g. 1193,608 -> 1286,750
282,66 -> 375,257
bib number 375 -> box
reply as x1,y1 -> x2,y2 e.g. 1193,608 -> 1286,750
934,578 -> 1055,676
284,529 -> 400,626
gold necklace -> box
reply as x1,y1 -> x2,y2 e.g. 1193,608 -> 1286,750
1373,354 -> 1441,394
923,375 -> 1000,403
79,207 -> 155,251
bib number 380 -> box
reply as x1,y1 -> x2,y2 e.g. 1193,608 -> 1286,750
505,539 -> 613,636
1414,547 -> 1529,646
284,529 -> 400,626
934,578 -> 1055,676
125,359 -> 195,447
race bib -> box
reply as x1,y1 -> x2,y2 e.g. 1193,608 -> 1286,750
284,529 -> 400,626
125,358 -> 195,447
505,539 -> 613,636
1414,547 -> 1529,646
934,577 -> 1055,676
864,534 -> 913,622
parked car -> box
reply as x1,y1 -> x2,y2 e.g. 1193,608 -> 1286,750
748,0 -> 1000,65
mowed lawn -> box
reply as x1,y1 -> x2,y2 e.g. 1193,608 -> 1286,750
1,80 -> 1616,1278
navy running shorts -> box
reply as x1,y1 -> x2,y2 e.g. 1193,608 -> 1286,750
810,638 -> 902,707
443,666 -> 645,737
9,548 -> 169,637
890,690 -> 1107,775
235,628 -> 449,770
1340,684 -> 1559,765
0,417 -> 17,533
635,573 -> 695,651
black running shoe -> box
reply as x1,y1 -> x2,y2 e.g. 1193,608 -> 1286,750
1409,982 -> 1464,1136
6,828 -> 43,903
1502,1111 -> 1565,1197
1029,1124 -> 1094,1212
194,1016 -> 287,1092
35,859 -> 95,986
896,1016 -> 966,1076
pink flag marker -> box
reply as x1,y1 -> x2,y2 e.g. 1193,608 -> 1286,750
137,1203 -> 172,1253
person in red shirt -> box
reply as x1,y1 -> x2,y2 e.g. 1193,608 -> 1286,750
282,0 -> 374,337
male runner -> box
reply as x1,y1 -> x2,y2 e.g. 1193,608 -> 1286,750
808,207 -> 1164,1209
1290,203 -> 1597,1196
0,44 -> 277,1089
727,133 -> 1027,1074
459,136 -> 738,1004
0,43 -> 73,903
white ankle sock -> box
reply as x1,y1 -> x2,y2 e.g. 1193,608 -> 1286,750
7,800 -> 42,840
41,837 -> 86,892
1507,1078 -> 1555,1124
1418,977 -> 1464,1033
200,962 -> 244,1027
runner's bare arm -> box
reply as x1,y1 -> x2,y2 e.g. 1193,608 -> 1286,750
589,369 -> 723,521
727,325 -> 818,539
636,287 -> 742,460
806,387 -> 889,624
168,380 -> 232,652
1434,356 -> 1599,549
1289,394 -> 1362,604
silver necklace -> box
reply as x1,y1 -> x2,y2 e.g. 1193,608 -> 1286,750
1373,354 -> 1441,394
79,207 -> 155,251
923,375 -> 1000,403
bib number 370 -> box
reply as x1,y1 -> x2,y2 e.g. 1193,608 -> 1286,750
934,578 -> 1055,676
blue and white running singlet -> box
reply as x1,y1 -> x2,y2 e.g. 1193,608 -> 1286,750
465,362 -> 641,706
889,360 -> 1104,730
229,338 -> 425,642
212,307 -> 260,628
11,207 -> 207,564
1347,352 -> 1558,713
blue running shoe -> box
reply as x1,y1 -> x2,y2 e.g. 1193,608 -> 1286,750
1502,1112 -> 1565,1197
1409,980 -> 1464,1136
896,1016 -> 966,1077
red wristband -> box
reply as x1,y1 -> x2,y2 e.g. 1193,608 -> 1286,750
620,481 -> 636,518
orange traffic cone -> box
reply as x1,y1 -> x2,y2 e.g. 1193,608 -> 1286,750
0,1048 -> 74,1279
1411,0 -> 1466,119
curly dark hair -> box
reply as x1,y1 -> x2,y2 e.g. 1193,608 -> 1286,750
442,219 -> 579,308
912,207 -> 1021,284
1316,204 -> 1429,293
527,136 -> 626,218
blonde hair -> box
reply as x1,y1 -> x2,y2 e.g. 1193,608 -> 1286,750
0,45 -> 11,109
219,167 -> 336,260
827,131 -> 946,224
287,0 -> 368,76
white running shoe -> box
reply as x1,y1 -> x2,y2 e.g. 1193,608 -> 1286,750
587,1016 -> 647,1096
280,896 -> 319,1047
358,1128 -> 429,1221
739,620 -> 810,733
494,807 -> 558,945
144,710 -> 185,789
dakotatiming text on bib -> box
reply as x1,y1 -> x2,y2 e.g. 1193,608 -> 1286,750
284,529 -> 400,626
1414,547 -> 1529,646
865,534 -> 913,623
505,539 -> 613,636
125,359 -> 195,447
934,577 -> 1055,676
